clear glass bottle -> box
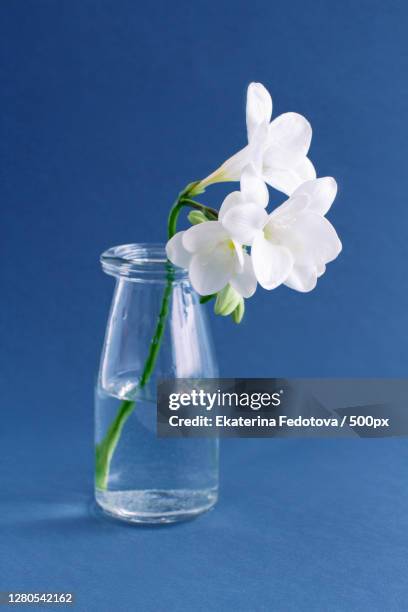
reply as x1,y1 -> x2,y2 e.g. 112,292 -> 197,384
95,244 -> 219,524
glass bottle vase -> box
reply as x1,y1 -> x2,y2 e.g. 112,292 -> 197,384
95,244 -> 219,524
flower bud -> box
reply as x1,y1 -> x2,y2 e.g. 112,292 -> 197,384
214,285 -> 241,316
232,299 -> 245,324
188,210 -> 208,225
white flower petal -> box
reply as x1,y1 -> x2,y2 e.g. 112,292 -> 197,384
219,191 -> 245,222
222,203 -> 268,246
252,233 -> 294,290
316,261 -> 326,277
269,194 -> 310,224
230,252 -> 257,298
247,122 -> 269,174
292,177 -> 337,216
232,240 -> 244,267
262,168 -> 299,196
285,265 -> 318,292
214,146 -> 251,182
297,212 -> 342,265
263,144 -> 302,169
293,155 -> 317,183
240,164 -> 269,208
276,212 -> 342,267
166,231 -> 192,269
188,248 -> 234,295
246,82 -> 273,142
183,221 -> 227,254
263,155 -> 316,196
268,112 -> 312,156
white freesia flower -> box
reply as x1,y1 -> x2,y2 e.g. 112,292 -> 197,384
200,82 -> 316,196
222,177 -> 342,292
166,193 -> 257,298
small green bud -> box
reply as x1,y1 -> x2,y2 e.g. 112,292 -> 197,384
214,285 -> 241,316
232,299 -> 245,324
188,210 -> 208,225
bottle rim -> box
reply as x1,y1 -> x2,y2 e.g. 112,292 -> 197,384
100,243 -> 189,282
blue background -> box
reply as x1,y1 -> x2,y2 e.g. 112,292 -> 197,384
1,0 -> 408,609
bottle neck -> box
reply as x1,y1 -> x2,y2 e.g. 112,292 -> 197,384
100,243 -> 189,284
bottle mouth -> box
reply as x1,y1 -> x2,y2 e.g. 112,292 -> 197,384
100,243 -> 189,282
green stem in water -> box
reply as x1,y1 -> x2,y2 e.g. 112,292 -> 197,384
95,400 -> 134,490
95,187 -> 218,490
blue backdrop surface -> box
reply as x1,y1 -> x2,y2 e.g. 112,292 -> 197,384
1,0 -> 408,610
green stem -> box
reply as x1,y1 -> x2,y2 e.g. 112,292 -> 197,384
95,400 -> 134,490
182,199 -> 218,219
95,186 -> 216,490
167,199 -> 218,238
200,293 -> 216,304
